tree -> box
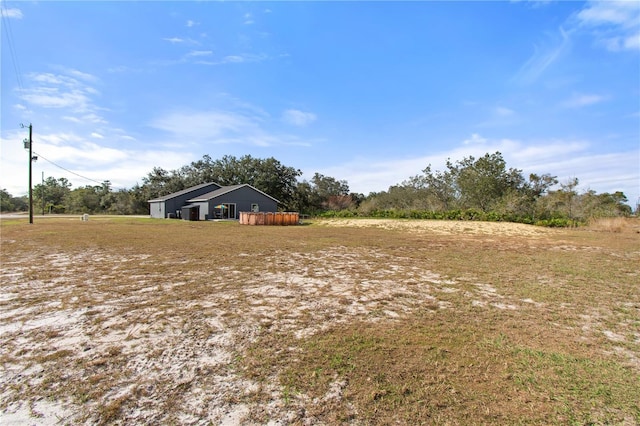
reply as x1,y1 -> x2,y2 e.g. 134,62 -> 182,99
291,181 -> 314,213
66,186 -> 101,213
528,173 -> 558,198
311,173 -> 349,198
0,189 -> 27,212
142,167 -> 185,200
416,165 -> 457,211
1,189 -> 14,212
33,177 -> 72,213
555,177 -> 579,219
578,190 -> 631,218
307,173 -> 351,211
448,152 -> 525,212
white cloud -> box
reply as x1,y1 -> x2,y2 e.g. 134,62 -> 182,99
1,7 -> 23,19
19,71 -> 105,124
575,1 -> 640,51
186,20 -> 198,27
561,93 -> 608,108
91,132 -> 104,139
224,53 -> 267,63
164,37 -> 186,44
282,109 -> 317,127
244,13 -> 254,25
603,31 -> 640,51
577,1 -> 639,27
64,68 -> 99,83
20,87 -> 91,110
149,109 -> 314,149
222,55 -> 245,63
495,106 -> 515,117
186,50 -> 213,57
150,110 -> 256,139
463,133 -> 488,145
194,53 -> 269,66
163,37 -> 199,46
512,27 -> 571,85
0,130 -> 194,195
107,65 -> 135,73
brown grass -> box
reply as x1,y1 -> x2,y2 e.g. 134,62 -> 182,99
1,216 -> 639,424
588,217 -> 640,234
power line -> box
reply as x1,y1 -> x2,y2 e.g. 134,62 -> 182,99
1,2 -> 25,91
33,151 -> 107,186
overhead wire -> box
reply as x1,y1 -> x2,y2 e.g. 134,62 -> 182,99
1,2 -> 25,91
33,151 -> 108,186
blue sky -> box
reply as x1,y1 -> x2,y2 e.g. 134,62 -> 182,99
1,1 -> 639,205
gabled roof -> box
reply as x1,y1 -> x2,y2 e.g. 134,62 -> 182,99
187,184 -> 280,204
148,182 -> 221,203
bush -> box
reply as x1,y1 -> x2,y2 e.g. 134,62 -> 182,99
534,218 -> 582,228
319,209 -> 358,218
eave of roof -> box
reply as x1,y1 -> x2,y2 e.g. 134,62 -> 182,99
187,184 -> 280,203
148,182 -> 220,202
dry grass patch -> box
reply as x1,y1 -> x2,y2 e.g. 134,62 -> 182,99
1,216 -> 639,424
588,217 -> 640,234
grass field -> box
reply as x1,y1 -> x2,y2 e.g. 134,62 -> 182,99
1,216 -> 639,424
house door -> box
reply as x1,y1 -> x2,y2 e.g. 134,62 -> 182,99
189,206 -> 199,221
223,203 -> 236,219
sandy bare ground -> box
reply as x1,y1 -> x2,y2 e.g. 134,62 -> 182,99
3,246 -> 457,424
0,219 -> 637,424
318,218 -> 557,236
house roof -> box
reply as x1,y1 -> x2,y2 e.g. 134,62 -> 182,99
187,184 -> 280,204
148,182 -> 221,203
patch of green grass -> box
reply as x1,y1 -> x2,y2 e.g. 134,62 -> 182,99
246,320 -> 640,425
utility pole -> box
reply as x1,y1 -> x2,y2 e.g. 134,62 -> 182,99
21,123 -> 34,224
42,171 -> 45,215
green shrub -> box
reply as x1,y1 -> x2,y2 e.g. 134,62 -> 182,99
534,218 -> 582,228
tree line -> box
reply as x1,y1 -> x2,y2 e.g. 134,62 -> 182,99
0,152 -> 633,225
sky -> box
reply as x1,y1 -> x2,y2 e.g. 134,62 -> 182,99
1,1 -> 639,206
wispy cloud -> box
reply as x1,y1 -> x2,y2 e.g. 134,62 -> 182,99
512,27 -> 571,85
282,109 -> 317,127
186,50 -> 213,57
575,1 -> 640,51
149,109 -> 314,148
561,93 -> 608,108
21,87 -> 92,110
1,7 -> 23,19
163,37 -> 199,45
164,37 -> 186,44
186,20 -> 198,28
495,107 -> 515,117
244,13 -> 254,25
194,53 -> 269,66
463,133 -> 488,145
59,67 -> 99,83
1,129 -> 194,195
19,71 -> 103,120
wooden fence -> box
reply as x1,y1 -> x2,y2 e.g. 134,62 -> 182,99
239,212 -> 300,226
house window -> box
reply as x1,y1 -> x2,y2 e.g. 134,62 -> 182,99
251,203 -> 259,212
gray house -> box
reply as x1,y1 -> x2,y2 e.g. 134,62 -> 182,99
186,184 -> 279,220
148,182 -> 221,219
148,182 -> 279,220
